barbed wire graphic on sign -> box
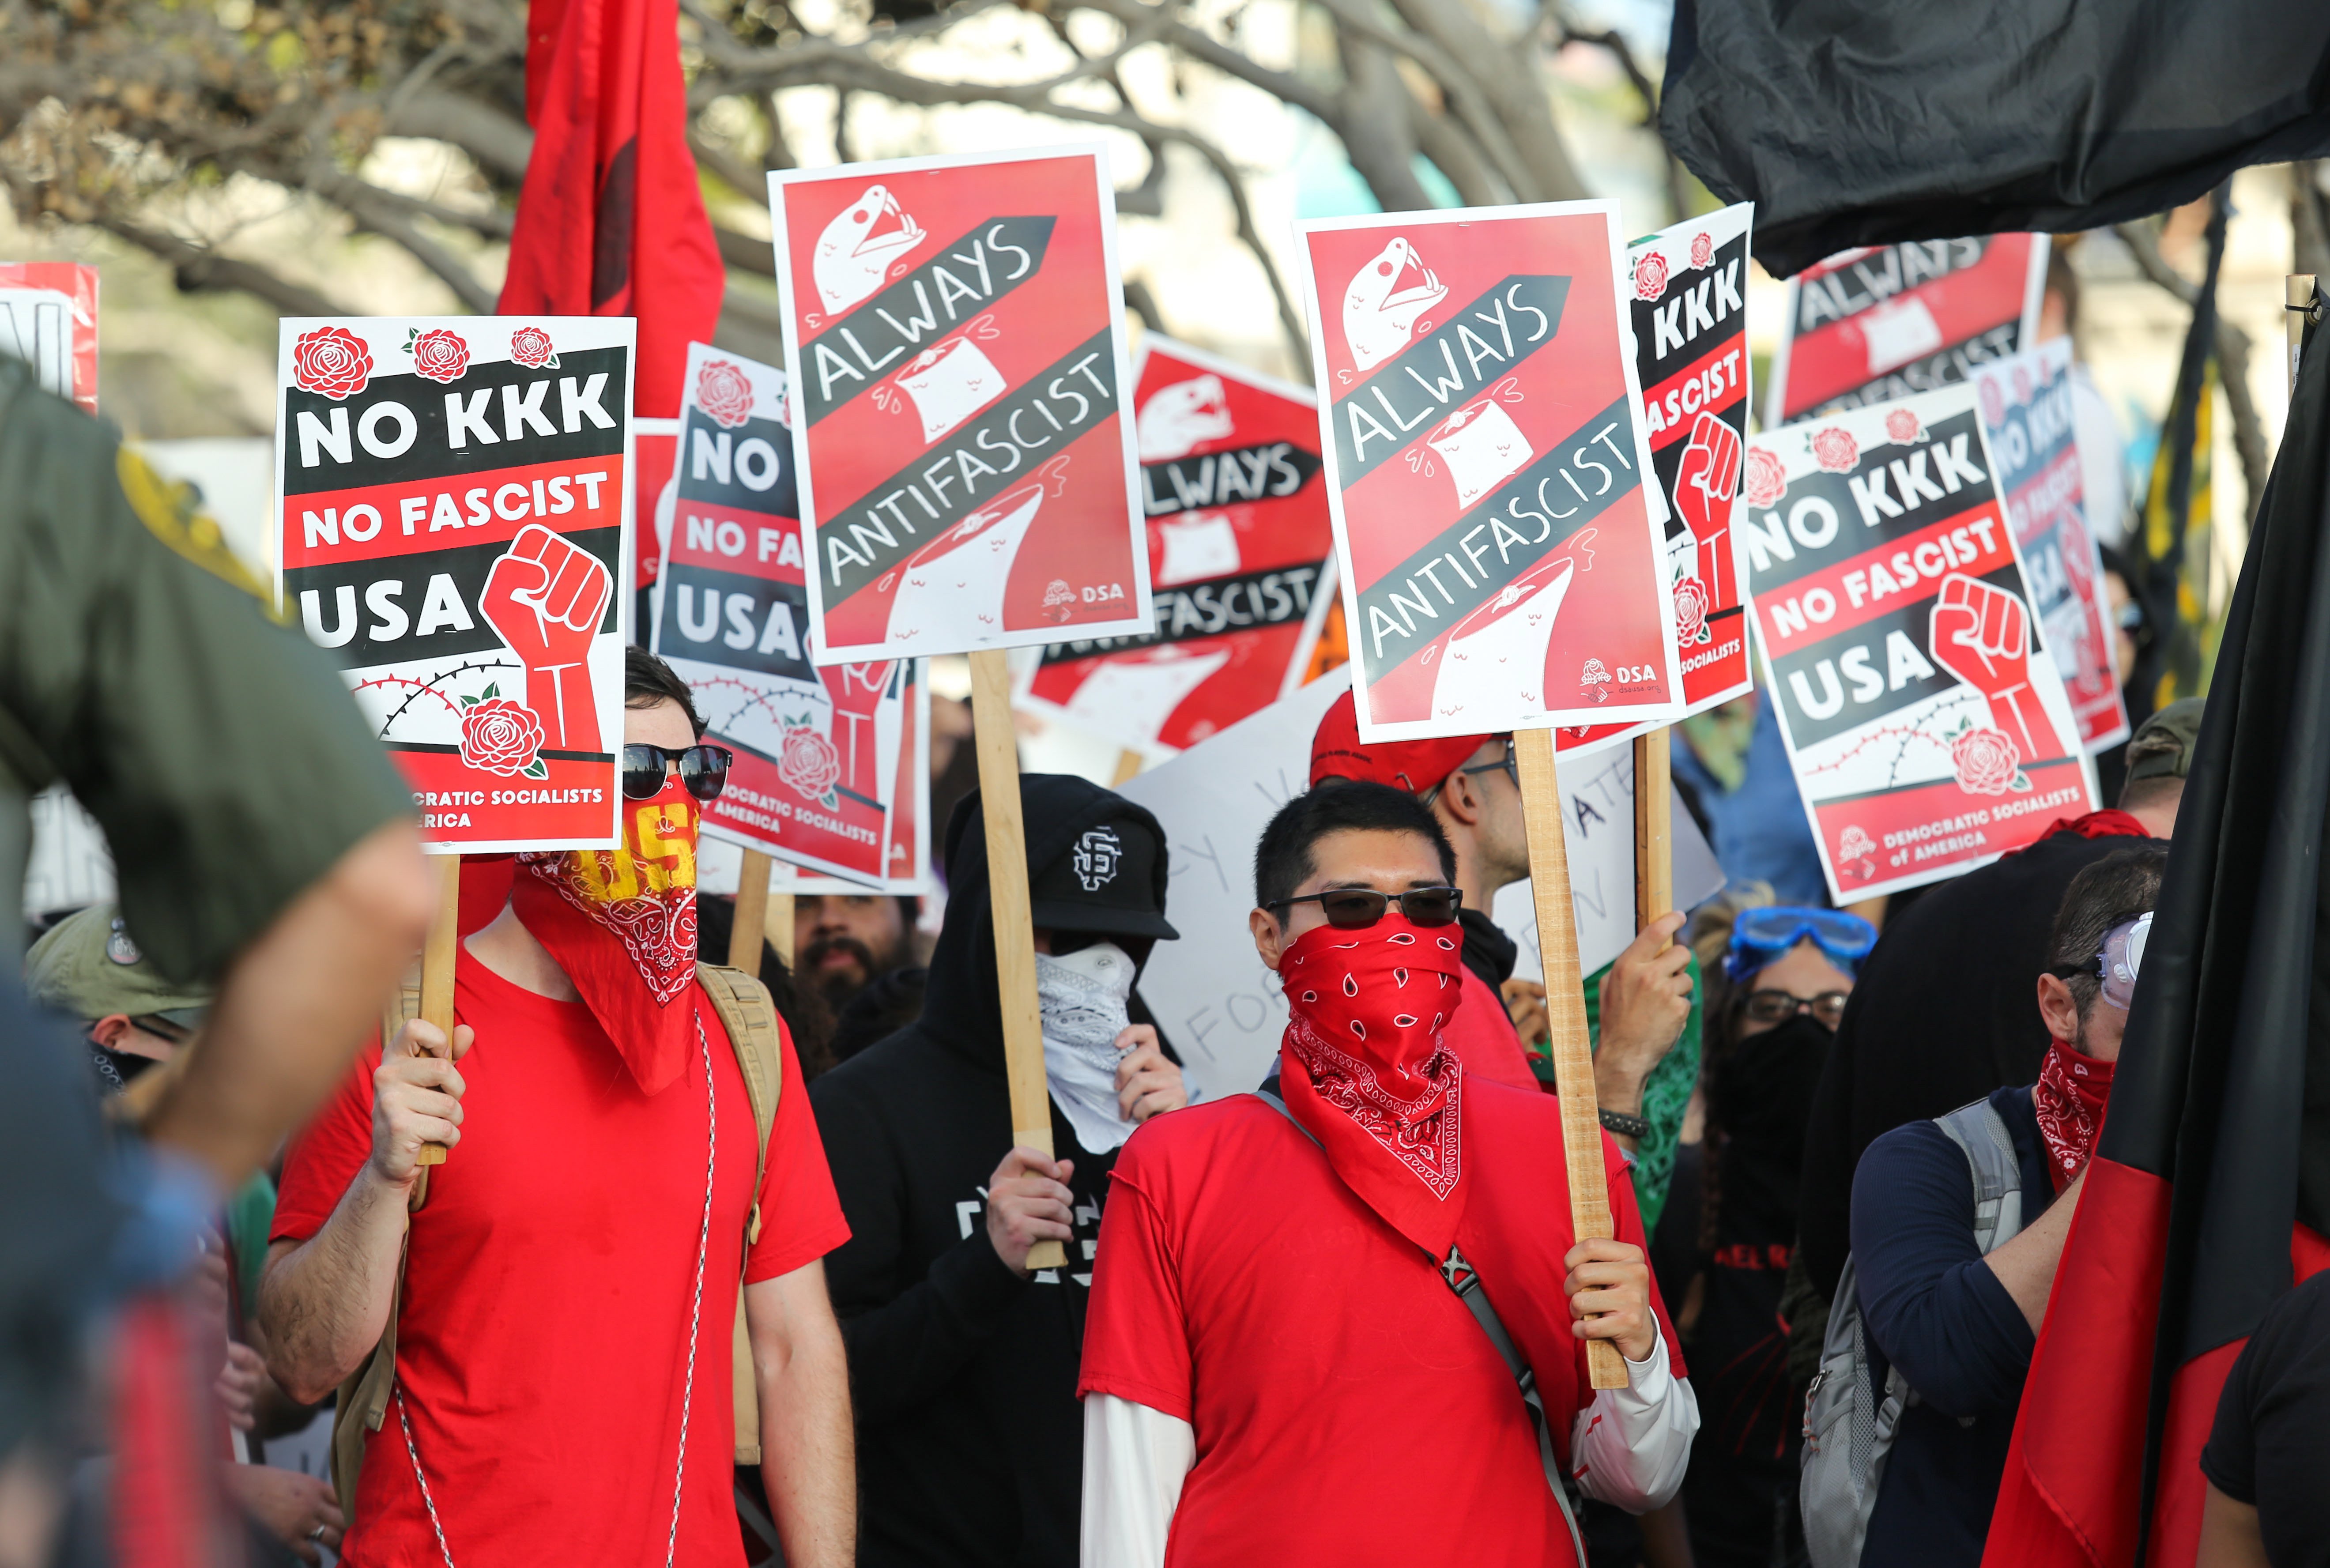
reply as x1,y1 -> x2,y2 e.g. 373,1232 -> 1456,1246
356,659 -> 524,742
1799,694 -> 1986,789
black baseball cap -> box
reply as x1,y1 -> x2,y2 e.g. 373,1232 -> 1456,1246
1027,809 -> 1179,941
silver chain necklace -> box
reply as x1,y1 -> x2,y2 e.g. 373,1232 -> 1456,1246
398,1014 -> 718,1568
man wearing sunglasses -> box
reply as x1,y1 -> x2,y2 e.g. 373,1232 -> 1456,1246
262,649 -> 856,1568
1079,780 -> 1696,1568
1827,846 -> 2166,1568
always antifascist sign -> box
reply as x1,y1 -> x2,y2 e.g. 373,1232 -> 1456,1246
649,343 -> 928,886
274,316 -> 633,851
1019,337 -> 1338,754
1739,384 -> 2096,903
768,145 -> 1149,661
1295,200 -> 1683,742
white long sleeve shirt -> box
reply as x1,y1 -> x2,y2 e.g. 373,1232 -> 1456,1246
1080,1333 -> 1699,1568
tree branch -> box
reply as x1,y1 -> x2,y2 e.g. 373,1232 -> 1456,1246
96,215 -> 346,317
1384,0 -> 1583,201
2112,220 -> 2271,522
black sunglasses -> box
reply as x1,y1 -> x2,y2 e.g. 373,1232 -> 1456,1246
1741,988 -> 1850,1029
1266,886 -> 1463,929
622,743 -> 734,802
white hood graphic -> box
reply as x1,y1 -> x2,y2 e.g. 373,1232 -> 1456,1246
1342,237 -> 1446,373
894,334 -> 1008,444
885,481 -> 1048,645
1062,646 -> 1232,746
1137,373 -> 1233,460
1425,398 -> 1531,510
812,185 -> 926,316
1428,556 -> 1575,718
1154,510 -> 1241,588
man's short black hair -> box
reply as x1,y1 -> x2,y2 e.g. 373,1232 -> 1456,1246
2047,843 -> 2169,1019
625,646 -> 705,739
1253,781 -> 1459,910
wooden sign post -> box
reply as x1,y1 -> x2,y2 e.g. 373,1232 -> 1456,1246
414,853 -> 461,1168
1514,726 -> 1628,1389
971,649 -> 1067,1272
1633,731 -> 1673,931
731,850 -> 775,972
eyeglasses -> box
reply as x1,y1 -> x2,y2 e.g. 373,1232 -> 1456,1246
1742,989 -> 1850,1028
1265,886 -> 1463,929
129,1014 -> 196,1047
621,743 -> 734,802
1726,905 -> 1879,982
1424,740 -> 1518,804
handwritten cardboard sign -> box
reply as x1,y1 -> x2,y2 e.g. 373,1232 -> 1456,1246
650,343 -> 930,886
1971,341 -> 2130,752
1740,382 -> 2097,902
275,316 -> 632,851
1293,200 -> 1683,741
1017,336 -> 1335,753
0,262 -> 98,414
1768,235 -> 2048,426
767,145 -> 1150,660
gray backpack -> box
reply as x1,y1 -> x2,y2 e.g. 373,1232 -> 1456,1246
1800,1099 -> 2026,1568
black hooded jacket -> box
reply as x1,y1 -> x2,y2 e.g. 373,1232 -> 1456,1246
808,776 -> 1171,1568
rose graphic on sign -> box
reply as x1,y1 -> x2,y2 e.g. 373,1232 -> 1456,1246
779,725 -> 843,809
1836,825 -> 1879,881
1885,408 -> 1923,444
1342,237 -> 1445,372
1689,231 -> 1714,270
1811,427 -> 1859,473
697,358 -> 757,429
1137,373 -> 1233,460
1743,446 -> 1788,509
509,326 -> 558,369
407,328 -> 471,383
812,184 -> 928,316
1949,724 -> 2026,796
1672,575 -> 1710,646
458,690 -> 547,779
291,326 -> 372,401
1634,250 -> 1670,302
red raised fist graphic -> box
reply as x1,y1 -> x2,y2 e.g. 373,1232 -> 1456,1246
1671,411 -> 1742,605
482,524 -> 614,753
1928,573 -> 2062,762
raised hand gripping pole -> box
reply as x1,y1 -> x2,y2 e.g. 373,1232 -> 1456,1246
414,852 -> 461,1168
970,650 -> 1067,1272
1513,726 -> 1628,1390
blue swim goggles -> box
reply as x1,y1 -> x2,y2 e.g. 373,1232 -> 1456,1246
1724,905 -> 1880,984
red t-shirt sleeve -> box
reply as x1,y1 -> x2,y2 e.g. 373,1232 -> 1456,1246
272,1041 -> 384,1244
743,1024 -> 852,1284
1076,1159 -> 1194,1421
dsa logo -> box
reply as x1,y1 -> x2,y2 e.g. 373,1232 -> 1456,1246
1073,827 -> 1124,891
1614,664 -> 1659,684
1580,658 -> 1611,704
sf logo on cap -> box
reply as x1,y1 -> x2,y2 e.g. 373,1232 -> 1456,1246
1073,827 -> 1123,891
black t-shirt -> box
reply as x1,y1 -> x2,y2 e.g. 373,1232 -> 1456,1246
2201,1269 -> 2330,1566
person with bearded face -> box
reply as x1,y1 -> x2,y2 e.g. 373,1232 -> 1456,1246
1077,781 -> 1698,1568
258,649 -> 856,1568
1672,901 -> 1875,1568
1843,844 -> 2167,1568
792,892 -> 920,1011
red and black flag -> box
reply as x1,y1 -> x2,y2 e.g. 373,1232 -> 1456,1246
498,0 -> 724,420
1981,316 -> 2330,1566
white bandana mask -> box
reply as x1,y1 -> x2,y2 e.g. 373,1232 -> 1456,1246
1036,940 -> 1140,1153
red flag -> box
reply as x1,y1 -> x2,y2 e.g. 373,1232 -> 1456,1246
499,0 -> 724,419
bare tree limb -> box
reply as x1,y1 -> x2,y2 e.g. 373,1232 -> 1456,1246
312,169 -> 500,313
1335,38 -> 1434,213
1306,0 -> 1536,201
1384,0 -> 1583,202
97,215 -> 347,317
2113,219 -> 2272,525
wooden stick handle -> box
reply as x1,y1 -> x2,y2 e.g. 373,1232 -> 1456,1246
414,853 -> 460,1168
1633,728 -> 1674,941
969,650 -> 1067,1272
731,849 -> 773,972
1111,747 -> 1144,786
1513,727 -> 1628,1390
768,893 -> 796,968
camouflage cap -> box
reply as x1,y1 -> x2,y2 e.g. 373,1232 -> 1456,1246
24,906 -> 214,1028
2125,697 -> 2205,785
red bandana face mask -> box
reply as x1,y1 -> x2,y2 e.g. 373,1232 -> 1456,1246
2033,1036 -> 2115,1192
1278,915 -> 1469,1255
514,776 -> 701,1094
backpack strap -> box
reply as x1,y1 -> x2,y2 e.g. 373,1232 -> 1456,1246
696,961 -> 787,1468
1252,1089 -> 1588,1564
1932,1099 -> 2026,1255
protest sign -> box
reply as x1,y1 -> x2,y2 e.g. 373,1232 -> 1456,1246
633,415 -> 680,591
0,262 -> 98,413
1630,203 -> 1756,718
1971,341 -> 2130,752
1740,382 -> 2096,904
1293,200 -> 1683,741
275,316 -> 632,852
650,343 -> 930,887
766,145 -> 1150,661
1017,335 -> 1335,753
1120,670 -> 1719,1101
1768,234 -> 2049,426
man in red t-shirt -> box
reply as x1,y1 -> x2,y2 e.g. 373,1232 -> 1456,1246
1078,781 -> 1698,1566
259,650 -> 853,1568
1308,690 -> 1692,1128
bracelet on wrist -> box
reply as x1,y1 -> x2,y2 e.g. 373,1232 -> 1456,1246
1599,1107 -> 1650,1140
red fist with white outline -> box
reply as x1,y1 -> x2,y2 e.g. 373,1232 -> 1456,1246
1929,573 -> 2061,761
482,524 -> 612,752
1671,411 -> 1742,605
